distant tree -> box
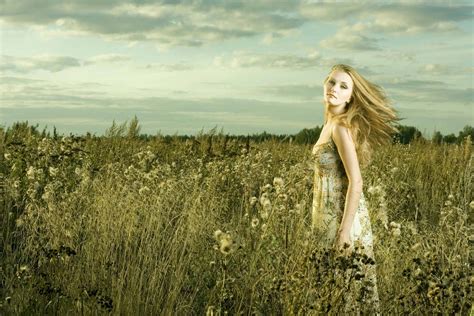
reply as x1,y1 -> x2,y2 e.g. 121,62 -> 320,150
457,125 -> 474,143
294,126 -> 322,145
443,133 -> 457,144
394,125 -> 423,144
432,131 -> 443,144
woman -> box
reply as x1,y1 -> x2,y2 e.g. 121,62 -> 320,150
311,64 -> 400,314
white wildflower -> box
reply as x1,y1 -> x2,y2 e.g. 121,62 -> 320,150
391,227 -> 401,237
262,184 -> 272,192
27,166 -> 35,180
259,193 -> 269,206
391,167 -> 399,173
448,194 -> 454,200
213,230 -> 237,256
444,200 -> 452,206
389,221 -> 401,229
214,229 -> 223,241
470,201 -> 474,210
251,217 -> 259,228
273,177 -> 284,188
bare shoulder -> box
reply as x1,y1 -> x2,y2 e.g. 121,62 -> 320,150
331,123 -> 362,182
331,123 -> 355,146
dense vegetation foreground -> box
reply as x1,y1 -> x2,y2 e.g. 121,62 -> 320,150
0,124 -> 472,315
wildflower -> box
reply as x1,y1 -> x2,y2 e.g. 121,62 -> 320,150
277,193 -> 288,201
213,230 -> 237,256
391,167 -> 398,173
389,221 -> 401,229
19,265 -> 29,272
444,200 -> 452,206
261,224 -> 267,232
219,238 -> 234,255
74,167 -> 82,176
273,177 -> 284,188
391,227 -> 401,237
27,166 -> 35,180
251,217 -> 259,228
213,229 -> 223,241
260,209 -> 269,220
249,197 -> 258,206
262,200 -> 272,212
448,194 -> 454,200
470,201 -> 474,209
4,152 -> 11,160
262,184 -> 272,192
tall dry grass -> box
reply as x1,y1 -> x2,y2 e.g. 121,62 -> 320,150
0,124 -> 472,315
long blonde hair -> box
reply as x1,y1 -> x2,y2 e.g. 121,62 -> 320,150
323,64 -> 401,168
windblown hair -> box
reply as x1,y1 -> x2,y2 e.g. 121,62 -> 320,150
323,64 -> 402,169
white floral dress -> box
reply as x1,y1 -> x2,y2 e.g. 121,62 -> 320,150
311,136 -> 380,314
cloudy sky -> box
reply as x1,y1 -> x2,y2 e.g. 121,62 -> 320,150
1,0 -> 472,137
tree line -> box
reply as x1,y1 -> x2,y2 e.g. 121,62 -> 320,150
2,116 -> 473,146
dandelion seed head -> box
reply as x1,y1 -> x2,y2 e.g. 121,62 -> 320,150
391,227 -> 401,237
213,229 -> 223,241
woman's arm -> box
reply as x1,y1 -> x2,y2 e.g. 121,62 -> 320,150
332,123 -> 363,237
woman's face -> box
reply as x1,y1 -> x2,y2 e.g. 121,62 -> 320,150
324,70 -> 354,107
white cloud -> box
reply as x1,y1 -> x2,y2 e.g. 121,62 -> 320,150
83,54 -> 131,66
0,54 -> 81,73
214,51 -> 331,69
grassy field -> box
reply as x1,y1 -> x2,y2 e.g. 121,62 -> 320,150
0,124 -> 472,315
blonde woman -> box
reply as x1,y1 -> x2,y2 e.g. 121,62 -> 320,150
311,64 -> 400,314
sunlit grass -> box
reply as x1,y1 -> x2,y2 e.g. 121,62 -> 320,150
0,123 -> 472,315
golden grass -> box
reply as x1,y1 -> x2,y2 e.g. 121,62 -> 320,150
0,127 -> 472,315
